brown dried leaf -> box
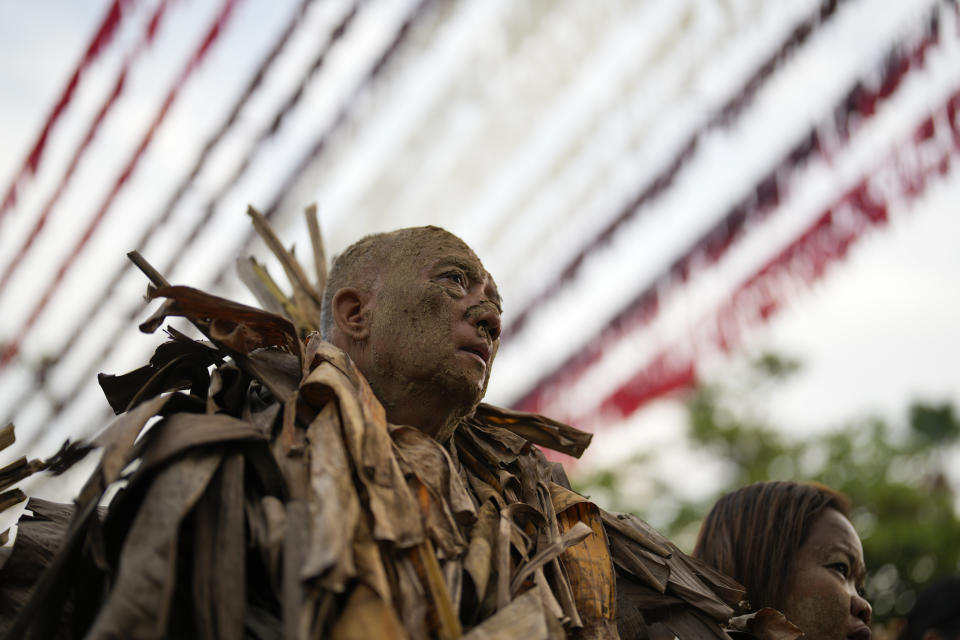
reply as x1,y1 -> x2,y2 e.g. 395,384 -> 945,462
213,454 -> 245,640
282,500 -> 308,640
0,457 -> 45,493
392,425 -> 476,526
329,583 -> 409,640
1,494 -> 103,639
462,587 -> 555,640
302,402 -> 358,589
0,499 -> 75,637
0,489 -> 27,513
396,554 -> 430,639
555,502 -> 617,635
271,393 -> 309,506
496,513 -> 512,611
247,205 -> 323,333
192,462 -> 220,640
259,495 -> 286,593
239,347 -> 302,411
98,334 -> 219,414
39,438 -> 96,476
729,608 -> 802,640
607,529 -> 669,594
84,394 -> 172,504
660,606 -> 733,640
393,425 -> 476,559
85,451 -> 224,640
465,419 -> 528,461
686,553 -> 747,610
473,404 -> 592,458
511,521 -> 591,595
0,423 -> 14,451
140,285 -> 301,361
136,412 -> 267,479
300,362 -> 422,547
352,513 -> 394,605
413,539 -> 462,640
599,511 -> 672,559
548,482 -> 591,514
464,501 -> 499,602
235,256 -> 297,320
304,204 -> 327,296
666,553 -> 735,623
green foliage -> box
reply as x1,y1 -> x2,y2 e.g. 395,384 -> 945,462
573,352 -> 960,625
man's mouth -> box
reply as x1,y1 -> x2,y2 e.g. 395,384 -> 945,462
459,342 -> 490,366
847,626 -> 871,640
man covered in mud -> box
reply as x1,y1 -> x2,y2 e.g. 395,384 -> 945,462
320,227 -> 503,446
313,226 -> 746,638
0,224 -> 748,639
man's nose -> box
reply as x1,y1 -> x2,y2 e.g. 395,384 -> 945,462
851,590 -> 871,626
468,302 -> 501,341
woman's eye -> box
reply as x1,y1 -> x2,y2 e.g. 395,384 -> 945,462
827,562 -> 850,577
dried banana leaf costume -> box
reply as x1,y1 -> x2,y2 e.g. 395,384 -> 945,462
0,285 -> 751,640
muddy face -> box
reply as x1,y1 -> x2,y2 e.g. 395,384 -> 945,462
362,230 -> 501,438
783,508 -> 872,640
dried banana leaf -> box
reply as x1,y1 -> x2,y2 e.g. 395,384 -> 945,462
302,402 -> 359,589
329,583 -> 408,640
474,404 -> 592,458
304,204 -> 327,296
0,499 -> 75,638
247,205 -> 323,334
555,502 -> 617,638
0,424 -> 15,451
728,608 -> 802,640
461,587 -> 557,640
140,285 -> 301,360
235,256 -> 299,320
85,451 -> 224,640
0,205 -> 753,640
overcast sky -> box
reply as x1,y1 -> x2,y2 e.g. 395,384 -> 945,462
0,0 -> 958,507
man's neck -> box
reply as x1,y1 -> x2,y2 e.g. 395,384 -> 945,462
382,396 -> 465,444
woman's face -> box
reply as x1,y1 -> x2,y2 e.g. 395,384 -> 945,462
783,508 -> 872,640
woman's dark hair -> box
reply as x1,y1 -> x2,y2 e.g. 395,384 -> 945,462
692,481 -> 852,612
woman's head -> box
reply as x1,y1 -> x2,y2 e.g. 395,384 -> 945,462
693,481 -> 872,640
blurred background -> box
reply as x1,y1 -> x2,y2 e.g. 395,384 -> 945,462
1,0 -> 958,632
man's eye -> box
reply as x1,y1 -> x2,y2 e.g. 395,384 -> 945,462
827,562 -> 850,577
440,271 -> 467,288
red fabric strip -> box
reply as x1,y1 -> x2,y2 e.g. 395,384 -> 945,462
0,0 -> 133,222
0,0 -> 242,369
513,6 -> 942,416
0,0 -> 172,293
501,0 -> 855,342
572,85 -> 960,430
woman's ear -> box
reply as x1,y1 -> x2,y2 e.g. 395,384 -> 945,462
330,287 -> 372,341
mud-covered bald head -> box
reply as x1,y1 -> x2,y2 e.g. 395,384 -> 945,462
322,226 -> 502,441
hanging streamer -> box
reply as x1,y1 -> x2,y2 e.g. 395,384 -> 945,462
0,0 -> 136,222
0,0 -> 242,369
0,0 -> 353,438
513,4 -> 943,417
0,0 -> 173,294
502,0 -> 852,341
574,86 -> 960,430
2,0 -> 429,441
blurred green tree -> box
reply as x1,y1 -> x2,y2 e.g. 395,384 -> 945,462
572,353 -> 960,626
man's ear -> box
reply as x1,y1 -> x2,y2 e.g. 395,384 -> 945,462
330,287 -> 373,341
